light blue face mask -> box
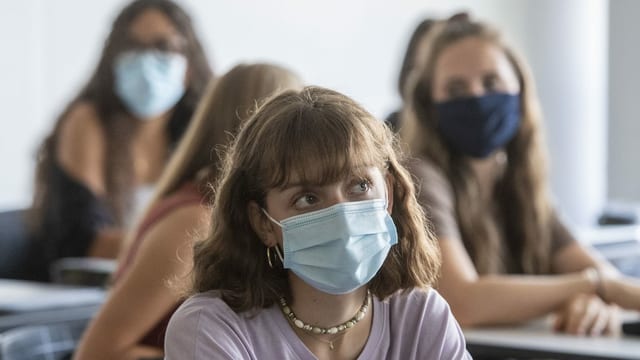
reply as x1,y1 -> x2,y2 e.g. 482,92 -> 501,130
113,50 -> 187,119
263,197 -> 398,295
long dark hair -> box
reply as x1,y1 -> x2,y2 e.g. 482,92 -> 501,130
31,0 -> 213,230
402,15 -> 552,274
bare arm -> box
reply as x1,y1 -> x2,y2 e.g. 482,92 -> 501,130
73,204 -> 208,360
604,276 -> 640,310
437,238 -> 598,327
87,228 -> 125,259
408,158 -> 621,328
551,236 -> 619,276
552,237 -> 640,310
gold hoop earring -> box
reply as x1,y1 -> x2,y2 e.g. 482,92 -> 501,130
266,247 -> 275,269
266,246 -> 283,269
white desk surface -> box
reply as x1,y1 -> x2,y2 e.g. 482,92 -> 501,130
0,279 -> 105,313
465,318 -> 640,360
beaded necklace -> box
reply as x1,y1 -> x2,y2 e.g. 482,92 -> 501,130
278,290 -> 371,350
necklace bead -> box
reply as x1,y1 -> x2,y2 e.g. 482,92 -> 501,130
278,290 -> 371,336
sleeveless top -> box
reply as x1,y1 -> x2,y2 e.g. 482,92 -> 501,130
25,98 -> 195,282
25,161 -> 114,281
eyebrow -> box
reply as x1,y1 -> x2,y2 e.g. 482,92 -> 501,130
278,181 -> 315,191
444,77 -> 468,86
279,171 -> 374,191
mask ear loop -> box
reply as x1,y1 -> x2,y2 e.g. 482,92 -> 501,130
382,165 -> 392,211
261,208 -> 283,227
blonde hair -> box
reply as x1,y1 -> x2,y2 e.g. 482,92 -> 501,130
191,86 -> 441,312
117,63 -> 303,259
402,15 -> 552,274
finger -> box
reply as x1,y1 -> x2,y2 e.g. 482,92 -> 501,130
553,311 -> 566,332
605,306 -> 621,336
587,306 -> 609,336
573,297 -> 601,335
564,296 -> 590,335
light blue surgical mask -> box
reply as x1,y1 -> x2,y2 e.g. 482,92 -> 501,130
113,50 -> 187,119
263,197 -> 398,295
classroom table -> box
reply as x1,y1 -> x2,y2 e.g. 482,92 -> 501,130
0,279 -> 106,332
465,317 -> 640,360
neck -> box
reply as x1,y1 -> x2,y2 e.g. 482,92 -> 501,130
285,274 -> 373,358
469,150 -> 506,201
132,113 -> 170,185
287,274 -> 368,328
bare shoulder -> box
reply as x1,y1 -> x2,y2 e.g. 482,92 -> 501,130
56,101 -> 107,194
137,203 -> 209,259
58,101 -> 104,144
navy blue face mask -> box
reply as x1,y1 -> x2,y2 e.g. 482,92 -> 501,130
435,93 -> 521,158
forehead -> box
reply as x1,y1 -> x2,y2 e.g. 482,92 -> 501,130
433,36 -> 516,81
128,8 -> 181,43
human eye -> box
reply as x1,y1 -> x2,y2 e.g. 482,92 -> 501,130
155,37 -> 187,54
293,193 -> 318,210
483,74 -> 502,93
445,80 -> 469,99
121,37 -> 143,52
349,178 -> 371,196
152,39 -> 173,52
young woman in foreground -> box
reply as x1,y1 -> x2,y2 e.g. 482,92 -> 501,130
164,86 -> 471,359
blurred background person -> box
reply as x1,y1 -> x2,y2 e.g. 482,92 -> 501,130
73,63 -> 301,360
401,12 -> 640,336
24,0 -> 213,282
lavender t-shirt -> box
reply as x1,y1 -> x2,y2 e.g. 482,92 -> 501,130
165,288 -> 471,359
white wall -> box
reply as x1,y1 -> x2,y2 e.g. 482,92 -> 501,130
0,0 -> 631,231
609,0 -> 640,204
513,0 -> 609,228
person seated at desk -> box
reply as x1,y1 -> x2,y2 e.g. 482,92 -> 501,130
164,87 -> 471,359
400,12 -> 640,336
72,63 -> 302,360
24,0 -> 213,281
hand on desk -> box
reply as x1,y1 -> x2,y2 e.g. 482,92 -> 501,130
553,293 -> 620,336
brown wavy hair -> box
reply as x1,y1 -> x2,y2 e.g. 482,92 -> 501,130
191,86 -> 441,312
401,15 -> 552,274
31,0 -> 213,229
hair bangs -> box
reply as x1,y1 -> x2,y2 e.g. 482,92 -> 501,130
259,106 -> 388,190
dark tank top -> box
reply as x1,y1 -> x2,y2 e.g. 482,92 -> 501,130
25,161 -> 114,282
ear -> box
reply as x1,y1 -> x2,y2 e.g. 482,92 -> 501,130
247,201 -> 278,247
385,172 -> 395,214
